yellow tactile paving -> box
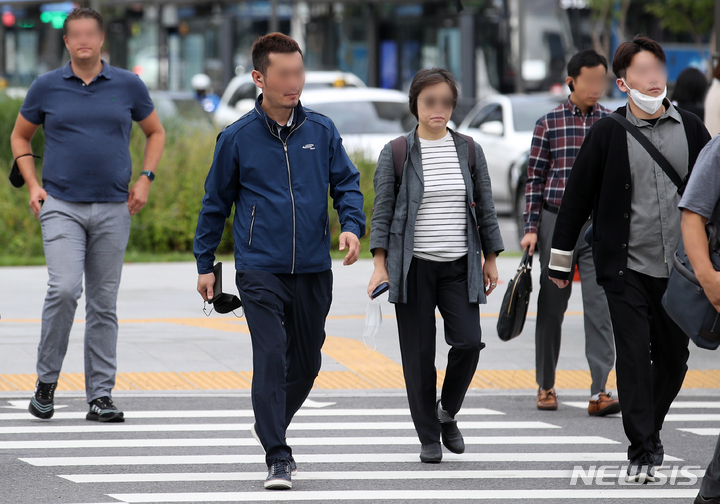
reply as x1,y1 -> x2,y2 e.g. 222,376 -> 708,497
0,369 -> 715,392
178,371 -> 253,390
321,336 -> 406,388
0,316 -> 715,391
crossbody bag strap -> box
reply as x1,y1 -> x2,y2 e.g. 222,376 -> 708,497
609,112 -> 686,194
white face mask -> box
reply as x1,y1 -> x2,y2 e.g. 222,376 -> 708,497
622,79 -> 667,115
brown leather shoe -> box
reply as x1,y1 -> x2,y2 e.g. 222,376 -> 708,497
588,392 -> 621,417
537,388 -> 558,410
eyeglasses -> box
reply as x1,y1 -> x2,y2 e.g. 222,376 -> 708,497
420,96 -> 457,109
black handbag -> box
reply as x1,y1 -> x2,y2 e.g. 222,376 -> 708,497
662,224 -> 720,350
497,249 -> 533,342
9,153 -> 40,188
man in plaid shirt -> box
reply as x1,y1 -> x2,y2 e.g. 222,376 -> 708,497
521,50 -> 619,415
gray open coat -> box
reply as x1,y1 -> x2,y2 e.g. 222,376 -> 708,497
369,128 -> 505,305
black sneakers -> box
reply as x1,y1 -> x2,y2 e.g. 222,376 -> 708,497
28,380 -> 57,419
251,423 -> 297,476
437,400 -> 465,454
86,396 -> 124,423
626,453 -> 657,483
265,458 -> 292,490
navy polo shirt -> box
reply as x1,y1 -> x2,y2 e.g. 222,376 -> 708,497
20,60 -> 155,202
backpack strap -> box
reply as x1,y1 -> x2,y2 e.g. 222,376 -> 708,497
390,132 -> 477,196
456,132 -> 476,175
390,136 -> 408,196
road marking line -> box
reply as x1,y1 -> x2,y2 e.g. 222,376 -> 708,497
104,489 -> 699,502
678,428 -> 720,436
664,414 -> 720,421
0,420 -> 561,434
566,401 -> 720,411
21,452 -> 681,467
0,407 -> 504,421
0,436 -> 617,450
52,469 -> 586,483
60,468 -> 705,483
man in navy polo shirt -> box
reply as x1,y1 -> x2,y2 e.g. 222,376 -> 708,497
10,7 -> 165,422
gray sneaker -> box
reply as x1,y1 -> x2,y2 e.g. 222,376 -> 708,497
264,458 -> 292,490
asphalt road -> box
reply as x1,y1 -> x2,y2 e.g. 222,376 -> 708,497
1,392 -> 718,504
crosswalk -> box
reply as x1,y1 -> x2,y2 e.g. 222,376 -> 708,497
2,396 -> 717,503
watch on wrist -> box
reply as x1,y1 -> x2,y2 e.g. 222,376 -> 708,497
140,170 -> 155,182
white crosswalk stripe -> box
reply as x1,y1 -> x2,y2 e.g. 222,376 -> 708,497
3,398 -> 713,503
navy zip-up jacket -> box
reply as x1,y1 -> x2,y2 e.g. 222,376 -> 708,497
194,95 -> 366,275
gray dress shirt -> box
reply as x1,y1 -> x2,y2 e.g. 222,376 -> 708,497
625,100 -> 688,278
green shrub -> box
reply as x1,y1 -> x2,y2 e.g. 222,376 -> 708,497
0,99 -> 377,265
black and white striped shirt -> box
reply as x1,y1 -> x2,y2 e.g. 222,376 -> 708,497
413,132 -> 468,262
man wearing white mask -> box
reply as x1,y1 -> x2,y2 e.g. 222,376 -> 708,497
547,36 -> 710,483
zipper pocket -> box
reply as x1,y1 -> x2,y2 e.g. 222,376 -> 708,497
249,205 -> 256,247
323,214 -> 329,244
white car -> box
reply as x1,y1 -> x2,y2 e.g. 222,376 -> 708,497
214,71 -> 366,129
296,87 -> 417,162
458,94 -> 621,237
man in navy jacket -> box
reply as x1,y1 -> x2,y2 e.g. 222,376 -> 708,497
194,33 -> 366,490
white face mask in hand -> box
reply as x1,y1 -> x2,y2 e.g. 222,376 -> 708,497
622,79 -> 667,115
363,299 -> 382,351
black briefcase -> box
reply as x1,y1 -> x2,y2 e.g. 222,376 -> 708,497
497,249 -> 533,342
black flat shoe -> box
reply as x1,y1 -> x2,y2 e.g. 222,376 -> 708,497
695,492 -> 720,504
437,400 -> 465,454
420,442 -> 442,463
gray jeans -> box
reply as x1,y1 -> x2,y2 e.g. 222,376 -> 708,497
37,194 -> 131,403
536,207 -> 616,395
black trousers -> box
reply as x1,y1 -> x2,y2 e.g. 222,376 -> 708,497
603,269 -> 689,461
395,256 -> 485,446
701,433 -> 720,498
236,269 -> 333,466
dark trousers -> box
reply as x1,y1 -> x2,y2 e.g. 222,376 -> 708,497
603,269 -> 689,461
701,434 -> 720,498
395,256 -> 484,446
536,208 -> 615,395
236,269 -> 333,466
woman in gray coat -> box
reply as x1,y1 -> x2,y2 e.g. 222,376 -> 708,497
367,68 -> 504,464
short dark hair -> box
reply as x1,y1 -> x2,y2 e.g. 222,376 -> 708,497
63,7 -> 103,35
251,33 -> 303,76
672,67 -> 708,105
408,68 -> 458,119
567,50 -> 608,79
612,36 -> 666,79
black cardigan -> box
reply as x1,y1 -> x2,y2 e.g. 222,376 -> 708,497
548,105 -> 711,293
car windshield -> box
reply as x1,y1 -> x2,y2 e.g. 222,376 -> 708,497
511,99 -> 565,132
307,101 -> 416,135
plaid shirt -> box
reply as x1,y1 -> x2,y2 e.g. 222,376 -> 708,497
524,97 -> 610,234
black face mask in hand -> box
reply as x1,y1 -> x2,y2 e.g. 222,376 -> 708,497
203,262 -> 242,317
211,293 -> 242,314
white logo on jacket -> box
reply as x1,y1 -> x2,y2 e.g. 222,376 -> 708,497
303,144 -> 316,150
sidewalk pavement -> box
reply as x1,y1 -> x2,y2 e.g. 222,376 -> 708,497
1,257 -> 719,396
